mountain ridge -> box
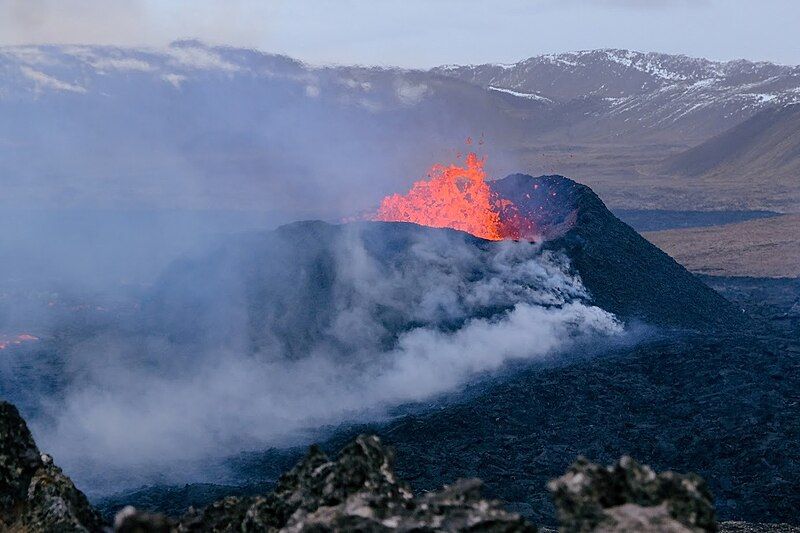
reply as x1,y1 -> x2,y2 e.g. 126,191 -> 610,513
4,42 -> 799,141
2,41 -> 798,212
435,48 -> 800,141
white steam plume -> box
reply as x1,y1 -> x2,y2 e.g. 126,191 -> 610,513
30,225 -> 623,492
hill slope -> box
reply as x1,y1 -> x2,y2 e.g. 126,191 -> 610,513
662,103 -> 800,181
649,104 -> 800,212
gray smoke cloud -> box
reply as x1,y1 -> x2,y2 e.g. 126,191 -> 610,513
0,30 -> 624,497
0,1 -> 148,44
0,1 -> 274,49
20,225 -> 623,494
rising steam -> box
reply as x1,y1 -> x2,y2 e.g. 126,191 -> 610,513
19,223 -> 624,493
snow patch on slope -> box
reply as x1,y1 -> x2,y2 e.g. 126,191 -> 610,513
20,66 -> 86,93
489,86 -> 552,102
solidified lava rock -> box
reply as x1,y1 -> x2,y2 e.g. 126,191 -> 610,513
0,404 -> 533,532
0,401 -> 105,532
4,399 -> 793,532
547,455 -> 716,532
117,434 -> 536,532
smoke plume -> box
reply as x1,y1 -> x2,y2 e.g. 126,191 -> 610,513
9,223 -> 625,493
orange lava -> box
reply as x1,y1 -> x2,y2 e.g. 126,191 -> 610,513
374,152 -> 505,240
0,333 -> 39,351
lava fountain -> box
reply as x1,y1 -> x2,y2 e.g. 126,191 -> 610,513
373,152 -> 537,241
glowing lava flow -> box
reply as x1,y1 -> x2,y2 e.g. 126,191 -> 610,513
0,334 -> 39,351
374,153 -> 506,240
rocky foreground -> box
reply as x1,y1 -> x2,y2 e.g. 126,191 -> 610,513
4,400 -> 797,532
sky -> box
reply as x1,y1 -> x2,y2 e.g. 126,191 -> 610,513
0,0 -> 799,67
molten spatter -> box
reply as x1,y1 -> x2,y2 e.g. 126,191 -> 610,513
373,152 -> 540,241
374,153 -> 506,240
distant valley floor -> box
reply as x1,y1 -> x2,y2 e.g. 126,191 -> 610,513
644,214 -> 800,278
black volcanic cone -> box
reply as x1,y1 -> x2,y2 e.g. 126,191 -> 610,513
146,174 -> 742,352
490,173 -> 743,330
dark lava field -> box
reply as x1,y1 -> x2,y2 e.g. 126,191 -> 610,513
306,286 -> 800,526
96,274 -> 800,527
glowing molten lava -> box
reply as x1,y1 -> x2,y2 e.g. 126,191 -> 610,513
373,152 -> 539,241
0,333 -> 39,351
375,153 -> 505,240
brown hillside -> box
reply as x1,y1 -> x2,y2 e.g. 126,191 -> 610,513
644,214 -> 800,277
656,105 -> 800,211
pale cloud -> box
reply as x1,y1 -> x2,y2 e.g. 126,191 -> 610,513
394,80 -> 428,105
161,73 -> 186,88
0,0 -> 274,49
0,0 -> 149,45
305,85 -> 320,98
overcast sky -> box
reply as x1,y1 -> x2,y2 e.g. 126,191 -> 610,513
1,0 -> 799,67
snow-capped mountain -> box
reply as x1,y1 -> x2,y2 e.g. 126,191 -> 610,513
4,43 -> 798,146
1,42 -> 798,211
0,40 -> 463,109
435,49 -> 800,141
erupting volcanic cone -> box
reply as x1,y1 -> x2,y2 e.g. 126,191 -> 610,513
371,151 -> 742,329
372,152 -> 578,242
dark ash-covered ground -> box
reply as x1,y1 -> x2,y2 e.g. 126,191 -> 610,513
97,274 -> 800,528
336,274 -> 800,526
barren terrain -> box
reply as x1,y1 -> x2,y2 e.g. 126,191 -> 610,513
644,214 -> 800,277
